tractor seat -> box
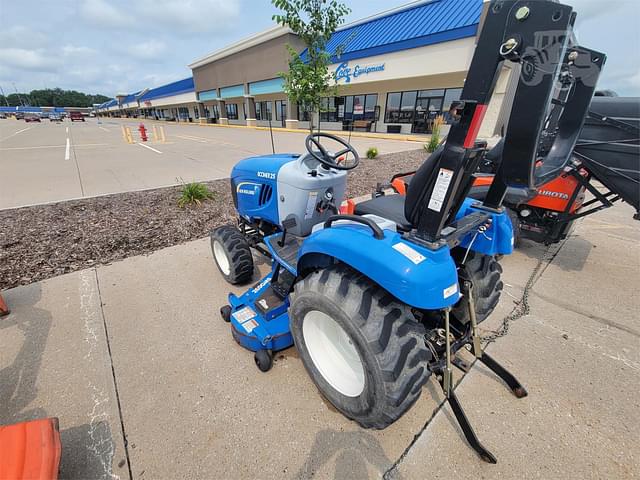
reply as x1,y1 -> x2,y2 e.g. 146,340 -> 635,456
354,194 -> 412,231
354,144 -> 444,231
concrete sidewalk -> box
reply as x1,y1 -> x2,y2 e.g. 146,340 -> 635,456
1,203 -> 638,479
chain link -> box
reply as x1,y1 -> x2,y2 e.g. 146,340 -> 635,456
481,244 -> 553,344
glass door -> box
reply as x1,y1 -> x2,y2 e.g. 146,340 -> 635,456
412,91 -> 444,134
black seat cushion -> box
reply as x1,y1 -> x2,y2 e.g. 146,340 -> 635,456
355,146 -> 443,231
354,194 -> 412,231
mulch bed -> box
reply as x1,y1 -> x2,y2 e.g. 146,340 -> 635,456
0,149 -> 426,290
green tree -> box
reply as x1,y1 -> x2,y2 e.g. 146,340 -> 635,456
0,89 -> 111,107
272,0 -> 350,131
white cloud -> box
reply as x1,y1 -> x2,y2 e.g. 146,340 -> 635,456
62,45 -> 98,57
127,41 -> 167,61
0,26 -> 49,49
80,0 -> 132,28
138,0 -> 241,33
0,48 -> 58,72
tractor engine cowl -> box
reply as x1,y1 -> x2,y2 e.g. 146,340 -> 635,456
231,153 -> 347,237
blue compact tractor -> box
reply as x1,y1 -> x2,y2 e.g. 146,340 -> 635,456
209,0 -> 604,462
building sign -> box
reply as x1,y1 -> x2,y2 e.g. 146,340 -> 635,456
335,61 -> 385,83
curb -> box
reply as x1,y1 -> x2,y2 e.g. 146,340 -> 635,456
103,117 -> 429,143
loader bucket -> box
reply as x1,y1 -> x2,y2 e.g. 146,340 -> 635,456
574,96 -> 640,211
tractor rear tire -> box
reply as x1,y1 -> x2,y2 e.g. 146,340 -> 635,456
451,251 -> 503,325
507,208 -> 522,248
289,265 -> 431,429
210,225 -> 254,284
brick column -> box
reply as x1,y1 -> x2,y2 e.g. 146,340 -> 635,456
245,97 -> 257,127
197,103 -> 206,124
217,100 -> 228,125
285,98 -> 299,130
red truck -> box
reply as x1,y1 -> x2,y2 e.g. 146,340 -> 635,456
69,111 -> 85,122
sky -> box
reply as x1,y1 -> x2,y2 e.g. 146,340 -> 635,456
0,0 -> 638,98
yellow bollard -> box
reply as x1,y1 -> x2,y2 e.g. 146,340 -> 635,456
160,126 -> 166,143
152,125 -> 159,142
125,126 -> 134,144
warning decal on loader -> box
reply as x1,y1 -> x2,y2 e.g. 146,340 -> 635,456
428,168 -> 453,212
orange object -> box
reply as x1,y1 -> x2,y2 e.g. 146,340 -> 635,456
0,418 -> 62,480
526,169 -> 588,213
472,175 -> 494,188
391,178 -> 408,195
0,293 -> 9,316
138,123 -> 148,142
339,199 -> 355,215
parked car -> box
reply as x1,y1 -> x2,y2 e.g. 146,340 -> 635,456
24,114 -> 41,122
0,113 -> 6,119
15,112 -> 25,120
49,113 -> 63,122
69,111 -> 85,122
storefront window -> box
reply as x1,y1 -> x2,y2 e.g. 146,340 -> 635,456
226,103 -> 238,120
275,100 -> 287,121
385,93 -> 402,123
178,107 -> 190,120
256,101 -> 273,121
443,88 -> 462,109
385,88 -> 462,129
365,95 -> 377,119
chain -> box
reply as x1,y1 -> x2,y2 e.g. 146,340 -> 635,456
481,244 -> 553,344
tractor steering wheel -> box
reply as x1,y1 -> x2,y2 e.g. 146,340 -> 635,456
305,132 -> 360,170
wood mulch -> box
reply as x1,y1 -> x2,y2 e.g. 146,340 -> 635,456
0,149 -> 426,290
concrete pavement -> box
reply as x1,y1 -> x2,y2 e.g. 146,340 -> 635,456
1,202 -> 638,479
0,118 -> 422,210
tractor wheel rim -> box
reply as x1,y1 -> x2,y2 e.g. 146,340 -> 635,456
302,310 -> 365,397
213,240 -> 231,275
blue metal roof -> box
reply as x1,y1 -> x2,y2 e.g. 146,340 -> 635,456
122,90 -> 144,104
318,0 -> 481,62
0,106 -> 42,112
139,77 -> 194,102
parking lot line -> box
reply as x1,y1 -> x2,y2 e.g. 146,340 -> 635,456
0,126 -> 32,142
66,126 -> 69,133
65,137 -> 70,160
137,142 -> 162,154
99,126 -> 110,132
175,134 -> 207,143
0,143 -> 108,151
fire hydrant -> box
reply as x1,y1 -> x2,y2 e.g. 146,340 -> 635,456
138,123 -> 148,142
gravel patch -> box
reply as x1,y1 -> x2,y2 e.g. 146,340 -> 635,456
0,149 -> 426,290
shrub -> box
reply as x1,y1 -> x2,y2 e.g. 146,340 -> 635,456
425,115 -> 445,153
177,181 -> 213,207
366,147 -> 379,159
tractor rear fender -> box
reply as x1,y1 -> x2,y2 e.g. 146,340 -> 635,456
297,225 -> 461,310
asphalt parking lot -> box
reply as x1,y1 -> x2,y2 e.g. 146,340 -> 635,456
1,196 -> 638,478
0,118 -> 422,210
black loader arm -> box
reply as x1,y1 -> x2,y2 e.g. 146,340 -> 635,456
407,0 -> 605,243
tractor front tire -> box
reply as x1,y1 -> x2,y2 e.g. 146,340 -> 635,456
451,251 -> 503,325
210,226 -> 254,284
290,265 -> 431,429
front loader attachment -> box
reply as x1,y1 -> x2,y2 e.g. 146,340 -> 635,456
574,96 -> 640,213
